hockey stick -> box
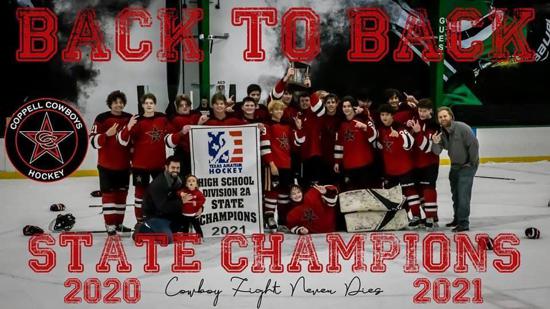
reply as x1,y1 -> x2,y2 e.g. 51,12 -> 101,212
89,204 -> 135,208
475,175 -> 516,181
69,230 -> 125,234
79,230 -> 134,234
51,230 -> 134,235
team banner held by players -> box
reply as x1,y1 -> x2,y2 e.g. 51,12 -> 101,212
190,124 -> 263,237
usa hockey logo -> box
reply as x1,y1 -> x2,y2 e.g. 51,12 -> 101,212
207,130 -> 243,174
4,98 -> 88,182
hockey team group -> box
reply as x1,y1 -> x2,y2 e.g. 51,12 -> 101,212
89,67 -> 479,240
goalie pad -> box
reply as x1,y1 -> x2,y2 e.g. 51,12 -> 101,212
339,186 -> 404,213
344,209 -> 409,232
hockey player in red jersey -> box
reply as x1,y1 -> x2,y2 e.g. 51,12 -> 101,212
246,83 -> 269,121
270,67 -> 304,183
270,67 -> 300,121
199,93 -> 246,126
236,96 -> 268,124
296,91 -> 326,186
355,89 -> 386,188
90,90 -> 132,235
407,99 -> 440,230
377,104 -> 423,228
286,184 -> 339,234
334,96 -> 378,190
117,93 -> 184,222
320,94 -> 342,184
383,88 -> 417,126
261,100 -> 305,230
354,89 -> 375,122
169,94 -> 201,177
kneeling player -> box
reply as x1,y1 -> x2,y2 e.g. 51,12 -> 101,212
286,184 -> 339,234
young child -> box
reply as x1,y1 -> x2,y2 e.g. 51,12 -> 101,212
178,175 -> 205,237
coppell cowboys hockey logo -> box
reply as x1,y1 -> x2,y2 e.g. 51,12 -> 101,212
207,130 -> 243,174
4,98 -> 88,182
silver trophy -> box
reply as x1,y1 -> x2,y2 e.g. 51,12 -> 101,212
288,62 -> 311,87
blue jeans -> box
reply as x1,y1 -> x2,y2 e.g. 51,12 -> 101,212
138,218 -> 176,243
449,165 -> 477,229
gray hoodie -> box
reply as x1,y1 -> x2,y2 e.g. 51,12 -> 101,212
432,121 -> 479,167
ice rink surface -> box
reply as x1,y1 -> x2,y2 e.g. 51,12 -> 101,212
1,162 -> 549,309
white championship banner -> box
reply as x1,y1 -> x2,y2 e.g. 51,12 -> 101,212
190,124 -> 264,237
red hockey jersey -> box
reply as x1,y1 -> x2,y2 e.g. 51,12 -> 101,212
255,104 -> 269,122
170,112 -> 201,153
270,78 -> 300,122
411,118 -> 440,168
283,105 -> 300,123
178,188 -> 206,216
297,93 -> 325,160
377,124 -> 415,176
233,108 -> 267,124
393,103 -> 416,126
118,113 -> 181,170
286,185 -> 339,234
261,120 -> 305,169
355,107 -> 374,123
320,114 -> 342,166
203,114 -> 245,126
335,118 -> 377,169
270,78 -> 287,101
90,111 -> 132,170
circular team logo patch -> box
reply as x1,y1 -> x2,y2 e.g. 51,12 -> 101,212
4,98 -> 88,182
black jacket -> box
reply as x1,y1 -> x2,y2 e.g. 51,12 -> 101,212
142,172 -> 183,219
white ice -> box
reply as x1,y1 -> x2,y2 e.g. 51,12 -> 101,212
1,162 -> 549,309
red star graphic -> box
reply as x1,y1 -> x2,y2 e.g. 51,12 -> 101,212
344,129 -> 355,142
302,208 -> 319,224
383,140 -> 394,152
146,127 -> 164,142
19,113 -> 73,164
276,133 -> 289,150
